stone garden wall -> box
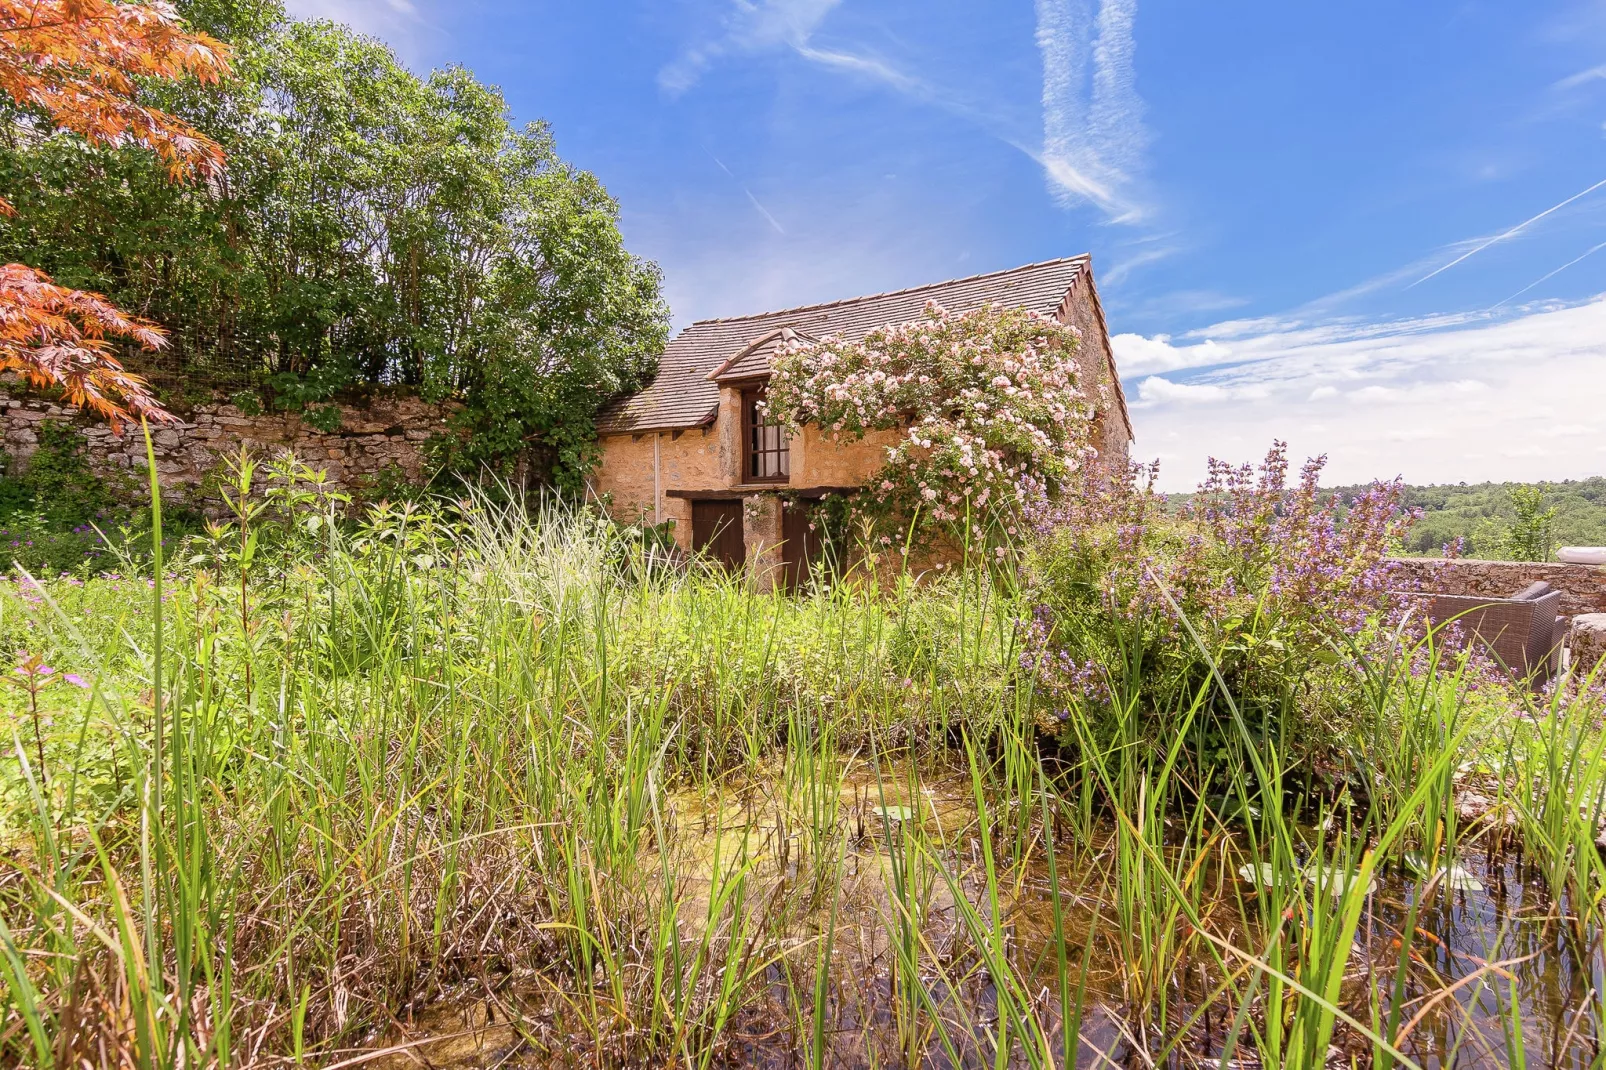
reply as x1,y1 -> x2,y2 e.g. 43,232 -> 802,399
1388,556 -> 1606,618
0,389 -> 453,507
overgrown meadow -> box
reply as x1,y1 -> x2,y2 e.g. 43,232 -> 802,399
2,443 -> 1605,1069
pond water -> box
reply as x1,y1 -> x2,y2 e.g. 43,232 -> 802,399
362,763 -> 1604,1068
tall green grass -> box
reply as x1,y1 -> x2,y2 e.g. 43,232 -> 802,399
0,445 -> 1601,1067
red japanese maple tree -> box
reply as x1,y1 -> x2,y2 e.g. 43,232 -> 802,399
0,0 -> 230,427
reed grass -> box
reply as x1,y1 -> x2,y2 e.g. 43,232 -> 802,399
0,445 -> 1601,1067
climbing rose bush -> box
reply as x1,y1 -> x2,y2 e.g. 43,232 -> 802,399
764,301 -> 1096,546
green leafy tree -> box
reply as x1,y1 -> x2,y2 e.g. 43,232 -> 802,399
1500,485 -> 1556,562
0,0 -> 667,492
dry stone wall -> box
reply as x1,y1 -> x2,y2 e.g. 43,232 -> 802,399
1569,615 -> 1606,675
0,389 -> 453,507
1388,556 -> 1606,618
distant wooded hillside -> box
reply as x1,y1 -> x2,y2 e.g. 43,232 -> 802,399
1333,478 -> 1606,557
1169,478 -> 1606,559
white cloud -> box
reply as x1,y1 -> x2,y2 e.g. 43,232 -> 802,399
1100,243 -> 1179,285
1124,296 -> 1606,490
1383,427 -> 1449,443
1035,0 -> 1149,222
1110,332 -> 1231,374
659,0 -> 843,94
1138,377 -> 1226,404
793,44 -> 928,95
1556,64 -> 1606,90
1347,381 -> 1489,405
1138,376 -> 1270,404
284,0 -> 429,58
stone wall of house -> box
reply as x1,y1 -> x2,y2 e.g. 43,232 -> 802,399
1057,275 -> 1131,470
800,424 -> 903,487
0,390 -> 452,506
592,426 -> 724,543
591,386 -> 903,553
1389,556 -> 1606,618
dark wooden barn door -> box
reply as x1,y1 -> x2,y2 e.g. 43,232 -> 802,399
691,500 -> 745,570
781,499 -> 824,590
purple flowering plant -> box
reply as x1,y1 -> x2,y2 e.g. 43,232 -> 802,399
1021,443 -> 1419,749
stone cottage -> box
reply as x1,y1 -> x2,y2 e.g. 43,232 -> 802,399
590,255 -> 1132,585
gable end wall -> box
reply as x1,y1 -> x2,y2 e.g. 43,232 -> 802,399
1056,278 -> 1131,472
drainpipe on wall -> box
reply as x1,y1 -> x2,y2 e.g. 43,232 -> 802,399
653,432 -> 662,525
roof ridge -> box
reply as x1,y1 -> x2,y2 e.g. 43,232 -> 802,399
687,254 -> 1090,326
705,326 -> 786,381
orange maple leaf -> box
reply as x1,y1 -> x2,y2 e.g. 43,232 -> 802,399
0,263 -> 175,428
0,1 -> 232,429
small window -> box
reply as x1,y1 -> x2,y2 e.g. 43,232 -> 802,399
743,386 -> 789,483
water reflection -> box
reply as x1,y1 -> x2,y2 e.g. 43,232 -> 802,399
367,763 -> 1604,1068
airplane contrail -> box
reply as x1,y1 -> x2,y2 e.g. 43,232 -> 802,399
1490,238 -> 1606,309
1410,176 -> 1606,288
709,152 -> 786,235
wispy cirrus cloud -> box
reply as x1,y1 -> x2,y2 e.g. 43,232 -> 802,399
1117,296 -> 1606,489
659,0 -> 843,94
667,0 -> 1160,232
660,0 -> 1168,246
792,43 -> 927,95
1034,0 -> 1149,223
1100,240 -> 1178,285
659,0 -> 966,119
1555,63 -> 1606,90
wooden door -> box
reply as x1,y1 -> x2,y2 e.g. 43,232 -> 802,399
781,499 -> 824,591
691,500 -> 745,570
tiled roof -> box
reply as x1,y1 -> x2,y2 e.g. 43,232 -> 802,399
597,255 -> 1093,434
709,327 -> 820,384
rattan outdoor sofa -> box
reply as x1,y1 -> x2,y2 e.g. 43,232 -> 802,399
1395,580 -> 1566,684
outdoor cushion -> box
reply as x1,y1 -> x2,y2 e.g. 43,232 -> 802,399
1509,581 -> 1553,601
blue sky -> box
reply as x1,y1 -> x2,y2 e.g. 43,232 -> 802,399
289,0 -> 1606,489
